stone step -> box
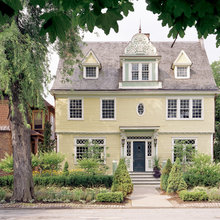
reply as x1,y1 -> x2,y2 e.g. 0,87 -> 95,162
131,177 -> 160,181
132,181 -> 160,185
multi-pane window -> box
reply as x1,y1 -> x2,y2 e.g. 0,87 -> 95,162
142,64 -> 149,80
137,103 -> 144,116
131,64 -> 139,80
75,138 -> 105,162
69,99 -> 83,119
85,67 -> 97,78
167,99 -> 177,118
131,63 -> 151,81
177,67 -> 187,78
167,98 -> 202,119
192,99 -> 202,118
101,99 -> 115,119
147,141 -> 152,156
173,138 -> 196,162
33,111 -> 43,129
180,99 -> 189,118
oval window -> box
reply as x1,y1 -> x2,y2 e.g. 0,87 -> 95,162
137,103 -> 144,116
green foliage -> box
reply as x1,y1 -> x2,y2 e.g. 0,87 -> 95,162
0,153 -> 13,173
146,0 -> 220,47
111,159 -> 133,197
96,192 -> 123,203
77,143 -> 109,175
31,154 -> 41,169
0,175 -> 13,187
160,159 -> 172,191
35,186 -> 107,203
183,153 -> 220,187
38,152 -> 65,172
207,187 -> 220,201
214,125 -> 220,162
178,178 -> 187,192
167,158 -> 187,193
0,188 -> 6,201
179,190 -> 208,201
153,157 -> 160,170
78,158 -> 100,175
63,161 -> 69,176
38,121 -> 56,153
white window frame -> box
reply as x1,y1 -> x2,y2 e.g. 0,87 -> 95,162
129,62 -> 152,81
166,97 -> 203,120
172,137 -> 197,163
100,97 -> 116,120
83,66 -> 99,79
174,66 -> 190,79
74,137 -> 106,164
68,98 -> 84,120
136,103 -> 145,116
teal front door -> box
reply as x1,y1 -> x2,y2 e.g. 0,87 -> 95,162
133,141 -> 145,172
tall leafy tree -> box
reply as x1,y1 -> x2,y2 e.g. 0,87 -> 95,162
0,0 -> 134,202
211,60 -> 220,161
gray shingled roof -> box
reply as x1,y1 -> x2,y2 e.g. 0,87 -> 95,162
52,41 -> 218,92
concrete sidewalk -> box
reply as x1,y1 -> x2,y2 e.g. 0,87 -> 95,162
128,185 -> 173,207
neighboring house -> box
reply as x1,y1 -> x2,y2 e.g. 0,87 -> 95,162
0,98 -> 55,159
51,32 -> 218,174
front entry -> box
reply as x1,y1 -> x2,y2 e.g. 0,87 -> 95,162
133,141 -> 145,172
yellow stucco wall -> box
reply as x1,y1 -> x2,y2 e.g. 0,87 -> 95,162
84,53 -> 98,64
55,95 -> 215,133
176,52 -> 191,64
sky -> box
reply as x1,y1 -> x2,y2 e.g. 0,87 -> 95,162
47,0 -> 220,105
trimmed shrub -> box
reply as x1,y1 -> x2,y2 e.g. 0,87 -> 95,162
0,174 -> 113,188
179,190 -> 208,201
160,159 -> 172,191
96,192 -> 123,203
167,158 -> 187,193
183,154 -> 220,188
177,178 -> 187,192
63,161 -> 69,176
111,159 -> 133,197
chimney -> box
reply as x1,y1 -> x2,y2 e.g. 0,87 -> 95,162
199,38 -> 205,50
144,33 -> 150,40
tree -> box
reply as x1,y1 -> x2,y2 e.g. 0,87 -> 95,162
1,1 -> 220,46
146,0 -> 220,47
0,1 -> 133,202
211,60 -> 220,161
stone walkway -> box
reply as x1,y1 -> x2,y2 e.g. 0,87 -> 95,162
128,185 -> 173,207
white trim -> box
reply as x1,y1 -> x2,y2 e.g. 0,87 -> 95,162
100,97 -> 116,120
74,137 -> 106,164
52,90 -> 219,96
68,97 -> 84,120
173,50 -> 192,66
122,62 -> 125,81
171,137 -> 197,163
83,66 -> 99,79
166,97 -> 204,120
118,82 -> 162,89
82,49 -> 101,66
136,103 -> 145,116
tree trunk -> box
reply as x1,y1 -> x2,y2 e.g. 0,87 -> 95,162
9,87 -> 34,202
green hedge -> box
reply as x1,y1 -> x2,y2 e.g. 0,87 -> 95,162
179,190 -> 208,201
0,174 -> 113,188
96,192 -> 123,203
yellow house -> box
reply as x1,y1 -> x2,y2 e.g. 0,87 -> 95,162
51,32 -> 218,175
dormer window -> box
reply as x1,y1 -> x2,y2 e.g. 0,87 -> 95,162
84,66 -> 98,79
82,50 -> 101,79
173,50 -> 192,79
130,63 -> 151,81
